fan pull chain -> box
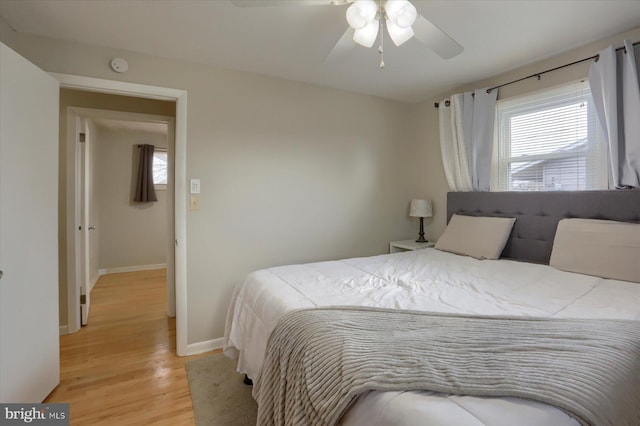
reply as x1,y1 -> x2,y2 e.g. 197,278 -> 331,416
378,11 -> 384,69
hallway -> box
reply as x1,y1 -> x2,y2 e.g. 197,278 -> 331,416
46,269 -> 207,425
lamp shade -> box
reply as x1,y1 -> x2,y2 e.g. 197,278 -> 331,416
386,18 -> 414,46
353,19 -> 379,47
384,0 -> 417,28
409,199 -> 432,218
346,0 -> 378,30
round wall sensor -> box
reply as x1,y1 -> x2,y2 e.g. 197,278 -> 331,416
110,58 -> 129,73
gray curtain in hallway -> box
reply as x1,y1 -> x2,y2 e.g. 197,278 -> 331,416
134,144 -> 158,202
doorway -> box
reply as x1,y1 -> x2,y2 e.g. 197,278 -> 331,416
54,74 -> 188,356
67,107 -> 176,327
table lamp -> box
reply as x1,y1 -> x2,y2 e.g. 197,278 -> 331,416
409,199 -> 433,243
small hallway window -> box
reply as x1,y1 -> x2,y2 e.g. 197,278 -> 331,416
153,148 -> 168,189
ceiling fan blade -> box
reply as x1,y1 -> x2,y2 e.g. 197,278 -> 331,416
230,0 -> 334,7
413,15 -> 463,59
324,27 -> 356,63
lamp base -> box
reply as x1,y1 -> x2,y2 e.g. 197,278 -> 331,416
416,217 -> 427,243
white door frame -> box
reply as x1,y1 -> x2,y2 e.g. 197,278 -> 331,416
53,73 -> 188,356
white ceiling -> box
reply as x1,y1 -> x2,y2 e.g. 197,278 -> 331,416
1,0 -> 639,103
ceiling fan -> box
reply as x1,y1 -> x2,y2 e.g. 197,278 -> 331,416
230,0 -> 463,67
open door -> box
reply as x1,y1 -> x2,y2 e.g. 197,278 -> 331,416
0,43 -> 60,401
66,112 -> 94,330
76,117 -> 91,326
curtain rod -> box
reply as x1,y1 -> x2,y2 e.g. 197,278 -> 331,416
434,41 -> 639,108
137,144 -> 167,151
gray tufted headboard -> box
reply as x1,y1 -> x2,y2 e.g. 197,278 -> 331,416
447,190 -> 640,264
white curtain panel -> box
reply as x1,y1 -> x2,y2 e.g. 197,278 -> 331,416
439,88 -> 497,192
439,94 -> 472,191
589,40 -> 640,188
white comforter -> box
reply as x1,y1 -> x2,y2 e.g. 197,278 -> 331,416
223,248 -> 640,425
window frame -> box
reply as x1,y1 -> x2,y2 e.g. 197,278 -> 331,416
491,80 -> 608,192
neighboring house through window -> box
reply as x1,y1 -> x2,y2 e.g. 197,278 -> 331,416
492,80 -> 607,191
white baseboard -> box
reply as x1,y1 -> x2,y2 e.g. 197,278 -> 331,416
59,325 -> 68,335
185,337 -> 223,356
98,263 -> 167,275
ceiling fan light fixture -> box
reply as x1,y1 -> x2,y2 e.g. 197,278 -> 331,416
386,18 -> 414,46
353,18 -> 380,47
346,0 -> 378,30
384,0 -> 417,28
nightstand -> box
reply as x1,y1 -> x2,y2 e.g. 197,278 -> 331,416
389,239 -> 435,253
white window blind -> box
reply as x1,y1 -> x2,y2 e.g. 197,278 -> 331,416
491,80 -> 607,191
153,148 -> 168,186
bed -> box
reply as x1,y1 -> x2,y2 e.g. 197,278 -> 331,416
223,190 -> 640,426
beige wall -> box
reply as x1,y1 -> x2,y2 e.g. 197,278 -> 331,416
418,27 -> 640,240
93,123 -> 168,270
1,25 -> 422,344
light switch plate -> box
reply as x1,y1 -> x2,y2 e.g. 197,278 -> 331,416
190,179 -> 201,194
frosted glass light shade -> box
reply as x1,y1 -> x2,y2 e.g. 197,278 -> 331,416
409,199 -> 433,218
386,18 -> 414,46
346,0 -> 378,30
384,0 -> 417,28
353,19 -> 379,48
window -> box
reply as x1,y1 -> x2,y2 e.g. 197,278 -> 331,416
492,80 -> 607,191
153,148 -> 168,189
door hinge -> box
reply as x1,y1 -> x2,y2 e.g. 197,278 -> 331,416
80,294 -> 86,305
79,133 -> 86,143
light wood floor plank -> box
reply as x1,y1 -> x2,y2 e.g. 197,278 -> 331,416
46,269 -> 216,425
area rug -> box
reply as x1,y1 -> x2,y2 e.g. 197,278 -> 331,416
186,353 -> 257,426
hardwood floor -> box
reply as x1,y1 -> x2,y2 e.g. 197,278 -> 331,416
46,269 -> 216,425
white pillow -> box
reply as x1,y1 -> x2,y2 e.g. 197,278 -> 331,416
550,218 -> 640,283
435,214 -> 516,260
